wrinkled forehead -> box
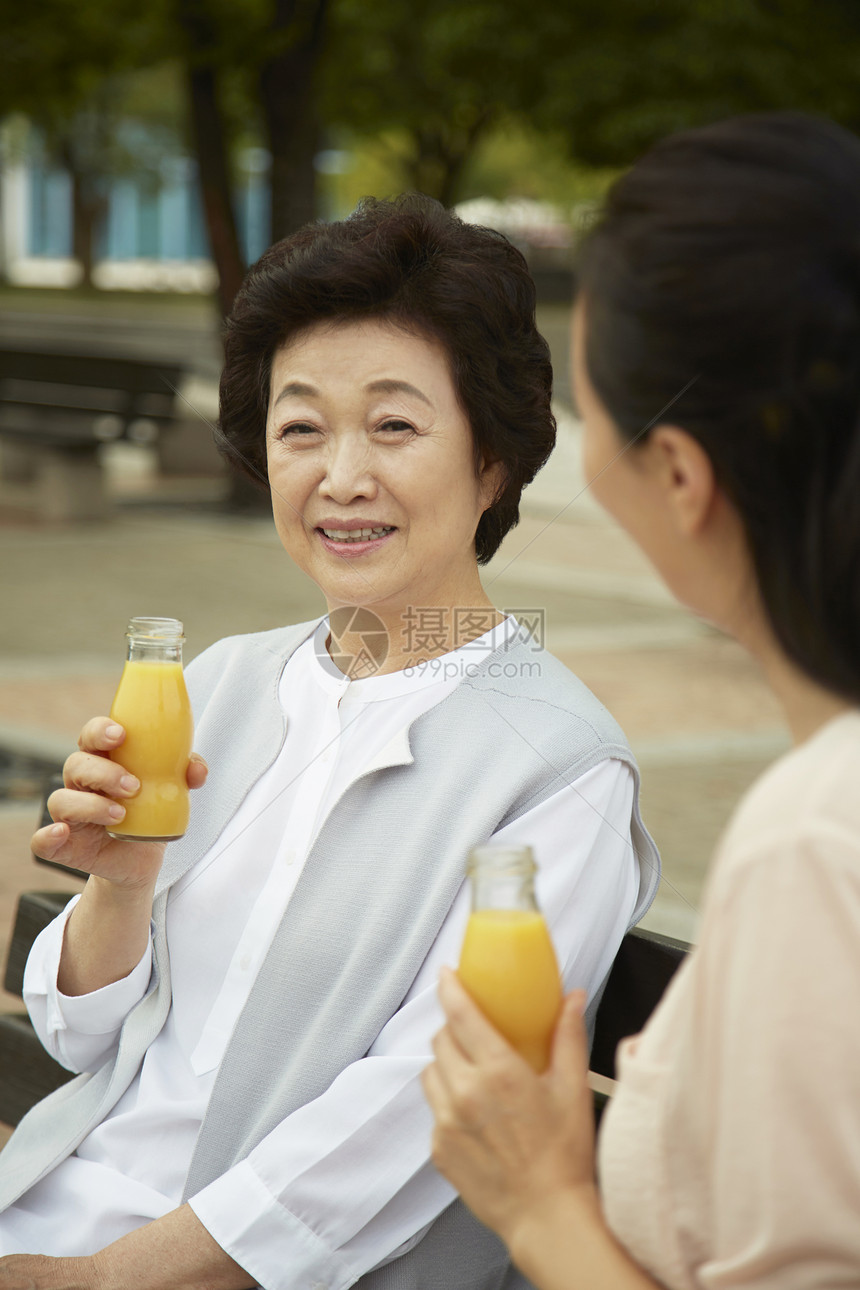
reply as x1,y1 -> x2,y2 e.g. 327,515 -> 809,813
271,313 -> 449,369
266,315 -> 465,419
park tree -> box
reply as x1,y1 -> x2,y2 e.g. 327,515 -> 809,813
173,0 -> 247,317
0,0 -> 166,286
324,0 -> 860,206
173,0 -> 329,315
528,0 -> 860,166
259,0 -> 329,239
0,0 -> 330,312
5,0 -> 860,310
323,0 -> 570,206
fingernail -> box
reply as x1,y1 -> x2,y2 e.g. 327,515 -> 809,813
120,775 -> 140,793
108,803 -> 126,820
50,823 -> 65,839
106,724 -> 123,740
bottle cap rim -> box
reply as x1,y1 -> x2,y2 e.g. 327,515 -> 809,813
466,844 -> 537,875
126,616 -> 185,641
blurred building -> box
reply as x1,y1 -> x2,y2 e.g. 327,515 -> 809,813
0,139 -> 271,291
0,130 -> 580,295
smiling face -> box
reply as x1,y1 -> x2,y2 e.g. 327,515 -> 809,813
266,317 -> 501,631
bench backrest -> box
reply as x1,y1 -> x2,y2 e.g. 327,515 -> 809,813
0,347 -> 185,396
591,925 -> 690,1079
0,346 -> 187,443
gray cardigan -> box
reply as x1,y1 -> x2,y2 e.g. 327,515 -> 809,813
0,622 -> 658,1288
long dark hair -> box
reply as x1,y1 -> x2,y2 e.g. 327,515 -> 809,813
577,111 -> 860,703
219,195 -> 555,564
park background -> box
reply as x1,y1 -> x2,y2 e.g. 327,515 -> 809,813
1,0 -> 858,997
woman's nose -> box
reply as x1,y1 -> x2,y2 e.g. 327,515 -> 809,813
320,434 -> 377,502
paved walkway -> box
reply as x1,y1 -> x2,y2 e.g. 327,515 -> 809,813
0,301 -> 789,1024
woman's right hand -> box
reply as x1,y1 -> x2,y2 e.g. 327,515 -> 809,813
30,717 -> 207,895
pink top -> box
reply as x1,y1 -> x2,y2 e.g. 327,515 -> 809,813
598,711 -> 860,1289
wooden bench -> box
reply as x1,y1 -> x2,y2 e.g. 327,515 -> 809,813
0,892 -> 78,1125
0,775 -> 83,1126
589,925 -> 690,1123
0,344 -> 187,520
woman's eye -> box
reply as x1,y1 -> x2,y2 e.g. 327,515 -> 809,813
378,419 -> 414,435
279,422 -> 319,438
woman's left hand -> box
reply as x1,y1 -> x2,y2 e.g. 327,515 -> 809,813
422,968 -> 598,1251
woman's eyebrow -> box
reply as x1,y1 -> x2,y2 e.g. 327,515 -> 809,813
367,378 -> 433,406
272,378 -> 433,408
272,380 -> 318,408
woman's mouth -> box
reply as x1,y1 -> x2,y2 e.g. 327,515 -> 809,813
316,525 -> 397,556
319,526 -> 396,544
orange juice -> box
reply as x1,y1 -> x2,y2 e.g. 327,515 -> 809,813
458,909 -> 562,1072
108,659 -> 193,841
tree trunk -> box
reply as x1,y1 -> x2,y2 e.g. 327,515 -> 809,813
176,0 -> 246,319
186,63 -> 247,317
70,170 -> 102,288
259,0 -> 329,241
404,110 -> 496,207
405,143 -> 465,207
59,136 -> 105,289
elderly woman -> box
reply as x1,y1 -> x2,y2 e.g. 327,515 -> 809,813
424,114 -> 860,1288
0,197 -> 657,1290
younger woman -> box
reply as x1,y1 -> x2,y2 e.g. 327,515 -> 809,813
424,112 -> 860,1289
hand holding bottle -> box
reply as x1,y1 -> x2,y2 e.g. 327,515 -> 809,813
30,717 -> 208,893
30,718 -> 208,998
31,617 -> 205,895
28,618 -> 207,999
423,971 -> 596,1255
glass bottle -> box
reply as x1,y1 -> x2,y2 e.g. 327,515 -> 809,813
458,845 -> 562,1073
107,617 -> 193,842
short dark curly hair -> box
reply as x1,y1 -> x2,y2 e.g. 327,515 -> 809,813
218,195 -> 556,564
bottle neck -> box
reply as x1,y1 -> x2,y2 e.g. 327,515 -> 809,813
124,616 -> 185,665
467,845 -> 539,913
127,638 -> 183,664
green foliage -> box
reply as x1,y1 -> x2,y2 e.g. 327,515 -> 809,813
0,0 -> 165,125
460,122 -> 620,209
323,0 -> 860,198
5,0 -> 860,254
322,0 -> 565,201
317,119 -> 619,230
531,0 -> 860,165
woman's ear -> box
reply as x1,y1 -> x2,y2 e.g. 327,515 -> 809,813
648,425 -> 718,537
478,457 -> 507,512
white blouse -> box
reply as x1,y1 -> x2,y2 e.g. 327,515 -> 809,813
14,619 -> 656,1287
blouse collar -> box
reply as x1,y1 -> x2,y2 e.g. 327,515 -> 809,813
308,615 -> 520,703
